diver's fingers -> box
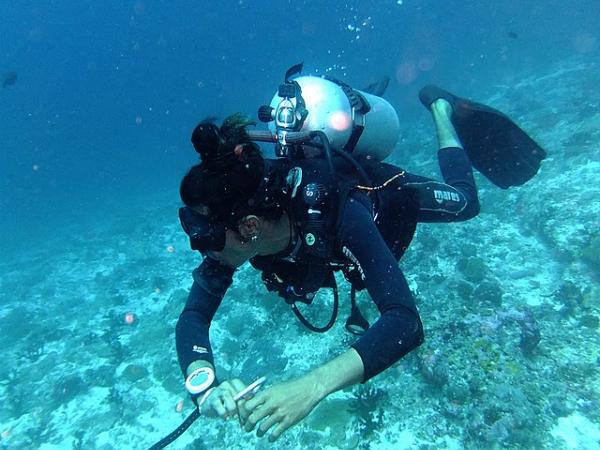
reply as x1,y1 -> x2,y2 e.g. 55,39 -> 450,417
239,393 -> 267,427
244,391 -> 267,411
268,418 -> 292,442
256,411 -> 282,437
217,382 -> 242,418
220,392 -> 239,418
205,392 -> 228,418
229,379 -> 247,397
244,399 -> 273,433
201,382 -> 238,419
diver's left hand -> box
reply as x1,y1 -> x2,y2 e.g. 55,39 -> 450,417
238,376 -> 324,442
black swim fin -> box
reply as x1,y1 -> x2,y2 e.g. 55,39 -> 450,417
362,76 -> 390,97
419,85 -> 546,189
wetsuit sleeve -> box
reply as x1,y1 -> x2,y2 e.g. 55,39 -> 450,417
338,194 -> 424,381
175,257 -> 235,379
404,147 -> 480,222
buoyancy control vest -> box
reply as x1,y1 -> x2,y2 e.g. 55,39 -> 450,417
250,155 -> 420,332
250,157 -> 351,303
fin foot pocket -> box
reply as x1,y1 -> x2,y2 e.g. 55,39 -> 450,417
419,85 -> 547,189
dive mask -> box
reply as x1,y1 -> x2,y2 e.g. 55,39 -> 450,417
178,206 -> 226,252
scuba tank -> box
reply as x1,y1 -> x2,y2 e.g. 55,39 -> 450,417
252,62 -> 400,162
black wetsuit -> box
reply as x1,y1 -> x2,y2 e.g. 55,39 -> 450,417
176,147 -> 479,389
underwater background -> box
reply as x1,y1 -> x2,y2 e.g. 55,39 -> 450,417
1,1 -> 599,449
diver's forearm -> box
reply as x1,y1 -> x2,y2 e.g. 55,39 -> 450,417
186,359 -> 215,376
303,348 -> 364,400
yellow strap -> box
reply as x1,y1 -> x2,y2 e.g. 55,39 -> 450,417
356,171 -> 405,192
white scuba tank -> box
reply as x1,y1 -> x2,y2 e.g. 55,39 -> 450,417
267,76 -> 400,161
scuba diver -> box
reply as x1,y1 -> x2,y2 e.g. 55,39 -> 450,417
152,64 -> 546,447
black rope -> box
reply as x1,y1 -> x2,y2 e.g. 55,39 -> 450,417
148,408 -> 201,450
290,283 -> 339,333
309,130 -> 335,177
345,286 -> 370,335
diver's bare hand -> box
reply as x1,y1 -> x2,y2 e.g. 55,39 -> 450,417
200,379 -> 246,420
238,377 -> 323,442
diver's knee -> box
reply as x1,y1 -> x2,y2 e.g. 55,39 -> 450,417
404,312 -> 425,351
464,199 -> 480,219
413,317 -> 425,349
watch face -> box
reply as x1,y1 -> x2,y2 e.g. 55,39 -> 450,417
185,367 -> 215,395
191,371 -> 209,386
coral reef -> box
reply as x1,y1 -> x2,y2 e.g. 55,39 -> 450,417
1,56 -> 599,450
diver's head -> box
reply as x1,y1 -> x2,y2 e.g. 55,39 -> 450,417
180,114 -> 284,257
189,113 -> 260,172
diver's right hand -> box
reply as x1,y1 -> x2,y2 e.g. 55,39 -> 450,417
199,378 -> 247,420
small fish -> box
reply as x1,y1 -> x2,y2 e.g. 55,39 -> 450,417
2,71 -> 17,87
507,31 -> 518,39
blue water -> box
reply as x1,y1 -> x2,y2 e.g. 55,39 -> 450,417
3,0 -> 597,249
1,1 -> 599,449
